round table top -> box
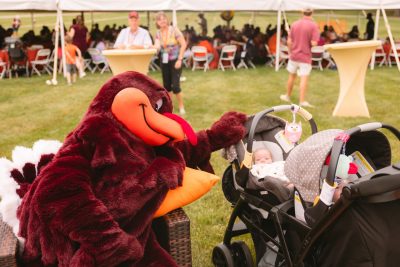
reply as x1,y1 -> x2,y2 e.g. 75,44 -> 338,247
102,48 -> 157,56
324,40 -> 381,51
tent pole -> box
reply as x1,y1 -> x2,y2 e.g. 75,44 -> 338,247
275,7 -> 282,71
282,10 -> 290,32
31,12 -> 35,32
370,9 -> 380,70
147,11 -> 150,30
59,9 -> 67,78
381,8 -> 400,72
172,9 -> 177,27
250,11 -> 255,24
49,8 -> 60,85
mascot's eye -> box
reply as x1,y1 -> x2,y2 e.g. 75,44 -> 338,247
155,98 -> 163,112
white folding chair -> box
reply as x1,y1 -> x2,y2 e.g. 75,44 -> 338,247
311,46 -> 324,71
191,46 -> 209,72
87,48 -> 109,74
83,58 -> 93,73
265,44 -> 275,67
149,56 -> 161,71
374,43 -> 388,67
322,51 -> 335,69
218,45 -> 237,71
30,45 -> 44,50
278,45 -> 289,68
30,48 -> 51,76
237,45 -> 256,70
0,60 -> 7,79
388,44 -> 400,67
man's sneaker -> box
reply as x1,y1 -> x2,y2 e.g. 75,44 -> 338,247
79,72 -> 86,78
180,76 -> 187,82
280,94 -> 291,102
299,101 -> 315,108
179,107 -> 186,115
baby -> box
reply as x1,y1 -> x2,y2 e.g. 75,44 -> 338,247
250,148 -> 293,189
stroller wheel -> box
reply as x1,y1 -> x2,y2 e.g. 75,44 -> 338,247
231,241 -> 254,267
212,243 -> 234,267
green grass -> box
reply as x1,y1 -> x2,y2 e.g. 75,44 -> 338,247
0,66 -> 399,266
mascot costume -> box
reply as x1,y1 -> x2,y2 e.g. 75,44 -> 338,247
0,71 -> 246,266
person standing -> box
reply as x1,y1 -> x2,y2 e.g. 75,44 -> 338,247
280,8 -> 320,108
365,13 -> 375,40
113,11 -> 152,49
69,15 -> 89,55
198,13 -> 208,37
154,11 -> 187,115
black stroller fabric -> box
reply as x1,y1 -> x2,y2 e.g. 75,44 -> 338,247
313,200 -> 400,267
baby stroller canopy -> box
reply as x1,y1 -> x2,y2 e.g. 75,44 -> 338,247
285,129 -> 342,203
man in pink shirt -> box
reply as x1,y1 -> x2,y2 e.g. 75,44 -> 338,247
280,8 -> 320,107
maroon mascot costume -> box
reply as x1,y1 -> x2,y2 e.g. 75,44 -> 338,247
16,71 -> 246,266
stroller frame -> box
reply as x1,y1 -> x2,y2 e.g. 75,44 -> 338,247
213,106 -> 400,267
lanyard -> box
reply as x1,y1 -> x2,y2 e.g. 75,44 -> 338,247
161,27 -> 171,49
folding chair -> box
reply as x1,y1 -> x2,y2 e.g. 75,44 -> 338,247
31,48 -> 52,76
149,56 -> 161,71
388,44 -> 400,67
374,42 -> 388,67
30,44 -> 44,50
323,51 -> 335,69
218,45 -> 237,71
0,60 -> 7,79
87,48 -> 109,74
237,45 -> 256,70
311,46 -> 324,71
278,45 -> 289,68
83,58 -> 93,73
191,46 -> 209,72
265,44 -> 275,67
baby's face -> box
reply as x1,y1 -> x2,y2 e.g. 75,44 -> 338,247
254,150 -> 273,164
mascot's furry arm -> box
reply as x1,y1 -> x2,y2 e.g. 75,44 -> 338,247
175,111 -> 247,173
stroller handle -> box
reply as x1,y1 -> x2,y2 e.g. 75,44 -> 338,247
342,173 -> 400,199
326,122 -> 400,185
246,104 -> 317,154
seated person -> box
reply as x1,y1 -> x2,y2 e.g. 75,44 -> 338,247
248,148 -> 294,201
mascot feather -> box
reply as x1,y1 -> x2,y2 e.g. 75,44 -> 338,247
0,71 -> 246,266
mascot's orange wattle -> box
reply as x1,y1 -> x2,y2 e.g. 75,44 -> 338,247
15,71 -> 246,267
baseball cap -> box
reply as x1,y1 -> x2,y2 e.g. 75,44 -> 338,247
302,7 -> 313,13
128,11 -> 139,19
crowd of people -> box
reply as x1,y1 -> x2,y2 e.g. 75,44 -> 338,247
0,12 -> 382,66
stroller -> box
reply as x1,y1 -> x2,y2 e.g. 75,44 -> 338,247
212,104 -> 400,267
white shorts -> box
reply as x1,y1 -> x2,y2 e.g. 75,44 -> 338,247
287,60 -> 312,76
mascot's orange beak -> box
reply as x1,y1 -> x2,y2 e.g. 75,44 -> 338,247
112,88 -> 197,146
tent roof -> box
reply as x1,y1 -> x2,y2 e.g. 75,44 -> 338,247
1,0 -> 400,11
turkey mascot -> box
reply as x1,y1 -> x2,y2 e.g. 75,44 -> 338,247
10,71 -> 246,266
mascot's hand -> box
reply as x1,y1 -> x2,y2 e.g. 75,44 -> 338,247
206,111 -> 247,151
70,233 -> 143,267
153,146 -> 185,189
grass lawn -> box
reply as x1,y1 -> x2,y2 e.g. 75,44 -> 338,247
0,65 -> 399,266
